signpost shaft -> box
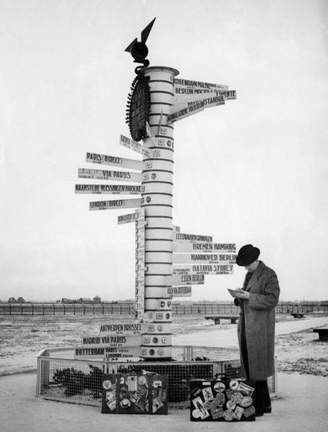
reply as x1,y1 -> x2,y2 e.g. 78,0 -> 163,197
140,67 -> 179,360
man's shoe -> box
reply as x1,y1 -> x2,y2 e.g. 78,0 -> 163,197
256,410 -> 264,417
264,406 -> 272,413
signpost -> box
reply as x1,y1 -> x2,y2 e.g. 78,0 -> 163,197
75,18 -> 236,361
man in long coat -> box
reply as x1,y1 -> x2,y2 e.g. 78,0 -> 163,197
234,244 -> 280,416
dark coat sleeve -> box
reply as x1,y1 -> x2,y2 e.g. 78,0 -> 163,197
248,269 -> 280,311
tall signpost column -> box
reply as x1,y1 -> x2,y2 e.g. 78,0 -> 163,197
75,18 -> 236,362
139,67 -> 179,360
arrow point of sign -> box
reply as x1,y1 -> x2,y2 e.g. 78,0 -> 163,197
125,38 -> 137,53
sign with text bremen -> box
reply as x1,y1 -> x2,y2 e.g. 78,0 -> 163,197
173,242 -> 236,253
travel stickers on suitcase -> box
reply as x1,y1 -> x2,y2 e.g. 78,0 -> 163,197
190,379 -> 256,421
102,373 -> 168,415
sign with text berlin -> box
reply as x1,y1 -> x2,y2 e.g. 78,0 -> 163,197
78,168 -> 142,183
173,89 -> 236,107
119,134 -> 151,158
172,253 -> 237,265
75,184 -> 142,195
86,152 -> 143,171
89,199 -> 142,211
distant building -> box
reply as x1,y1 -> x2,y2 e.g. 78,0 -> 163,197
79,298 -> 92,304
93,296 -> 101,303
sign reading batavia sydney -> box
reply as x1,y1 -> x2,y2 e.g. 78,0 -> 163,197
75,18 -> 236,361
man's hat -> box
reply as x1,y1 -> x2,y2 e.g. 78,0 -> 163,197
236,244 -> 260,266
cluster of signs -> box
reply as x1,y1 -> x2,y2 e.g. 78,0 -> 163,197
75,321 -> 143,360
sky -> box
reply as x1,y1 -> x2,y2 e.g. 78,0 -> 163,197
0,0 -> 327,303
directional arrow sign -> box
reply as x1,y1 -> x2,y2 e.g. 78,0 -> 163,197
166,274 -> 205,286
75,184 -> 142,194
173,89 -> 236,107
168,96 -> 225,123
89,199 -> 141,211
173,242 -> 236,253
173,78 -> 229,91
172,253 -> 236,264
75,346 -> 141,359
167,286 -> 192,297
173,264 -> 234,275
174,232 -> 213,242
120,134 -> 151,158
86,152 -> 144,171
78,168 -> 142,182
81,335 -> 141,347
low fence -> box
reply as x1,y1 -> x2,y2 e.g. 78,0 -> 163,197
36,346 -> 278,408
1,302 -> 327,316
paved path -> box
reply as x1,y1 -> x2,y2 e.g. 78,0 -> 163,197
0,372 -> 327,432
173,316 -> 328,348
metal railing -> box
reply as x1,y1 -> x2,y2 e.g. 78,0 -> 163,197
36,346 -> 277,407
1,302 -> 327,316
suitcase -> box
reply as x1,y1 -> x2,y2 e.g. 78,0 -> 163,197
102,373 -> 168,415
190,378 -> 256,421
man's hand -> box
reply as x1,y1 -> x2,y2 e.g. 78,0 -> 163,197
235,289 -> 250,300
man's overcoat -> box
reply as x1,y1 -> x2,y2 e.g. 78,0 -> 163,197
237,261 -> 280,380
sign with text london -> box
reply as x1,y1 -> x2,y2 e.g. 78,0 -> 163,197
75,18 -> 236,360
